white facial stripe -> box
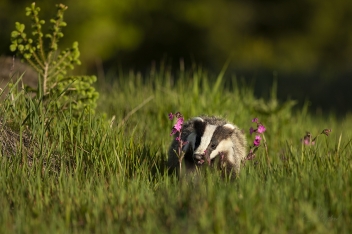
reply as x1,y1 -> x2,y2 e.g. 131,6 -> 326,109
183,132 -> 197,152
194,124 -> 217,154
210,139 -> 235,163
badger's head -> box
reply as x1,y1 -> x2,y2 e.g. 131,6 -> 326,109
185,117 -> 236,165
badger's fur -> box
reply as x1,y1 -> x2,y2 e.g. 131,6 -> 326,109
168,116 -> 247,177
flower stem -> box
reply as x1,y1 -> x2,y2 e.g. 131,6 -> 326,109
262,133 -> 271,167
177,131 -> 183,175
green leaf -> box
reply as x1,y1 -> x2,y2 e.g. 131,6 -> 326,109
11,31 -> 20,38
18,44 -> 24,52
24,53 -> 32,59
9,44 -> 17,52
15,22 -> 25,32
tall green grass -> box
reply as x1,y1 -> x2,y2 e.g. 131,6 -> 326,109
0,67 -> 351,233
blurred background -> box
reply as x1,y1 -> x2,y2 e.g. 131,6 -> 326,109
1,0 -> 352,115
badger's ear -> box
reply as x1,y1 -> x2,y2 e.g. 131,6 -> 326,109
223,123 -> 236,135
191,117 -> 204,123
192,117 -> 205,128
192,117 -> 206,134
223,123 -> 236,130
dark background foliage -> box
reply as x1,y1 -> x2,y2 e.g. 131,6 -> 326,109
1,0 -> 352,114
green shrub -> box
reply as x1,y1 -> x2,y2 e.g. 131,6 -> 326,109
10,2 -> 99,116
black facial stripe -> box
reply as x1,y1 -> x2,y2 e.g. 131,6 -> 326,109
194,120 -> 206,136
193,120 -> 206,150
195,135 -> 201,149
205,139 -> 218,157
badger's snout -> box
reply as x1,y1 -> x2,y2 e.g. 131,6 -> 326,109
194,154 -> 204,160
193,153 -> 207,164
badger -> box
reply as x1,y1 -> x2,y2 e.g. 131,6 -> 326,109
168,116 -> 247,177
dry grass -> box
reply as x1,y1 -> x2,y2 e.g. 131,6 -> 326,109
0,56 -> 38,96
0,118 -> 36,162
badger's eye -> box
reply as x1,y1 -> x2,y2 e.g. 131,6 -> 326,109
210,143 -> 217,149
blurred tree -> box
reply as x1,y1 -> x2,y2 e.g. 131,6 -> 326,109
1,0 -> 352,112
1,0 -> 352,74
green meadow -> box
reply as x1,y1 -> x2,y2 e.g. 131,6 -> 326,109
0,66 -> 351,234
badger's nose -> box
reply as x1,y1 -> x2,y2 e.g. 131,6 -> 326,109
193,154 -> 204,160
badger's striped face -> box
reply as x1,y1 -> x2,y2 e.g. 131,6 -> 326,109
186,118 -> 236,165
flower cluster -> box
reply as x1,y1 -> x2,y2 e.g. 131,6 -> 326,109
245,117 -> 268,161
301,129 -> 331,145
169,112 -> 189,174
301,132 -> 315,145
249,118 -> 266,146
169,112 -> 184,136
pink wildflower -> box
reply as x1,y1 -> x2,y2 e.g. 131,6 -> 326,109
249,127 -> 255,135
169,115 -> 184,135
305,139 -> 315,145
168,113 -> 174,120
175,112 -> 182,119
301,132 -> 315,145
301,138 -> 315,145
253,135 -> 261,146
252,118 -> 258,123
219,152 -> 225,161
170,128 -> 178,135
174,117 -> 184,131
257,124 -> 266,134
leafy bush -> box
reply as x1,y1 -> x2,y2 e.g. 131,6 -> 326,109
10,2 -> 98,116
